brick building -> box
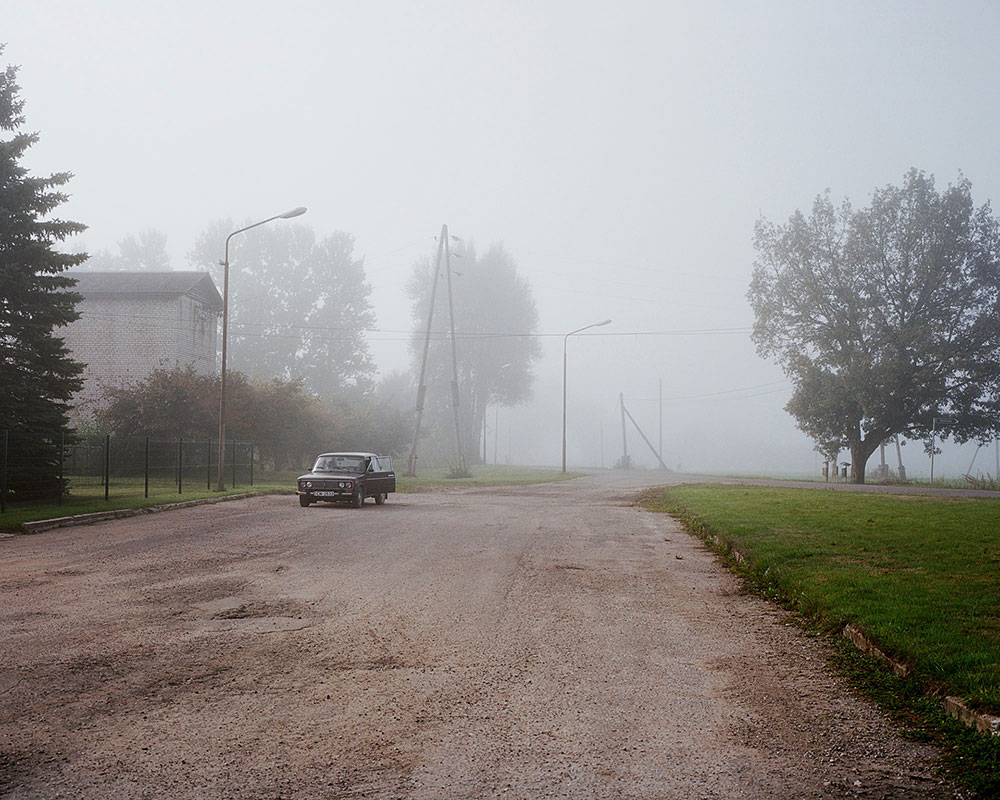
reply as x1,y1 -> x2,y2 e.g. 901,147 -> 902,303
61,271 -> 222,416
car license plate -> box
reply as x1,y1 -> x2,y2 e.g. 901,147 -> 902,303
312,491 -> 340,497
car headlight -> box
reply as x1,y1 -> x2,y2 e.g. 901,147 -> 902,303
305,481 -> 312,488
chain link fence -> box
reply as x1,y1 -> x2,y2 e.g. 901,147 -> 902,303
1,429 -> 256,512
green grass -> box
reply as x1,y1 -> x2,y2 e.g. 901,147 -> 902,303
396,464 -> 583,492
0,477 -> 294,532
644,484 -> 1000,710
1,466 -> 581,531
643,484 -> 1000,796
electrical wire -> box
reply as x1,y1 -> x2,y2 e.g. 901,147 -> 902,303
67,311 -> 753,341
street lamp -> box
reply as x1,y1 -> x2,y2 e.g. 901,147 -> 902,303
216,206 -> 307,490
562,319 -> 611,472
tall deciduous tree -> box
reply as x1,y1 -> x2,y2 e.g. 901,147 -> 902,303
406,242 -> 541,463
0,52 -> 86,498
749,170 -> 1000,483
189,222 -> 375,397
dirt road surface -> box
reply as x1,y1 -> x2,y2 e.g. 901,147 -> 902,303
1,474 -> 959,799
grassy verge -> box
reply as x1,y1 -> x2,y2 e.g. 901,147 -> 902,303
0,480 -> 294,532
397,464 -> 582,492
1,466 -> 581,532
642,484 -> 1000,796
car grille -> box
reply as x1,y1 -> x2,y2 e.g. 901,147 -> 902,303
301,480 -> 352,490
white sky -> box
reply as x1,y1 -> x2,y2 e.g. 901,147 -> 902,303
5,0 -> 1000,476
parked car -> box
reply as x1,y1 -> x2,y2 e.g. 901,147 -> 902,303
296,452 -> 396,508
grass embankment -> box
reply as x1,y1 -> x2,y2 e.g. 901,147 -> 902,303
644,484 -> 1000,795
0,466 -> 582,532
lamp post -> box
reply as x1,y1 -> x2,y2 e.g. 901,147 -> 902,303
216,206 -> 307,490
562,319 -> 611,473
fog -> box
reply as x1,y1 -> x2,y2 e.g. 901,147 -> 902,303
6,1 -> 1000,478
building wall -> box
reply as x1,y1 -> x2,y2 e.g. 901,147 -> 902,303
61,295 -> 219,417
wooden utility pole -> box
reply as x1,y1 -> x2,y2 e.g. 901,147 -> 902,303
619,393 -> 629,470
658,378 -> 663,466
622,401 -> 670,470
443,230 -> 467,475
406,229 -> 447,476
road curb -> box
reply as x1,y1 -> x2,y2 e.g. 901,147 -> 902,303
940,696 -> 1000,736
19,493 -> 263,534
701,526 -> 1000,738
842,624 -> 910,678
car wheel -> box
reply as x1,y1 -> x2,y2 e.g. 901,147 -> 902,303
374,492 -> 385,505
352,490 -> 363,509
299,495 -> 312,507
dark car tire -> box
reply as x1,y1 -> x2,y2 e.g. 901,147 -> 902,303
374,492 -> 385,505
352,490 -> 363,509
299,495 -> 312,507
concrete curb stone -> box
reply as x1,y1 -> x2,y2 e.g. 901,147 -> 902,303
18,492 -> 263,534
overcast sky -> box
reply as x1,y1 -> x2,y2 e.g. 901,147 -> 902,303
5,0 -> 1000,476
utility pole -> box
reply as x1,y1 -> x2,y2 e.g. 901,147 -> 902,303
406,229 -> 446,476
443,230 -> 467,475
619,392 -> 629,470
494,405 -> 499,465
658,378 -> 663,466
622,401 -> 670,470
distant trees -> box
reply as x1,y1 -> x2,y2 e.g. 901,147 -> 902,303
189,222 -> 376,398
749,170 -> 1000,483
0,51 -> 87,499
406,242 -> 541,463
82,229 -> 171,271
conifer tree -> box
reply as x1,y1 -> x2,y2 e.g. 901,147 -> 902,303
0,50 -> 87,499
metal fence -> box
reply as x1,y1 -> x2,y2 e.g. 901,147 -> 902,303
0,429 -> 256,512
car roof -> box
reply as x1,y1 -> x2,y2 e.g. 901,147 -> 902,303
315,452 -> 378,458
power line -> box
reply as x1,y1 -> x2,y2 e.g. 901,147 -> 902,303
629,379 -> 790,402
70,311 -> 752,341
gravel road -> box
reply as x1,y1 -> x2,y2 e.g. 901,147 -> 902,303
0,474 -> 960,798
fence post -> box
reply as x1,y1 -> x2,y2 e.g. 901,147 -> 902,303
104,434 -> 110,502
250,442 -> 254,487
145,437 -> 149,498
1,429 -> 7,513
232,438 -> 237,489
58,431 -> 65,505
178,438 -> 183,494
207,439 -> 212,490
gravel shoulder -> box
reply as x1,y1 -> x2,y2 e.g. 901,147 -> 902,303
0,474 -> 960,798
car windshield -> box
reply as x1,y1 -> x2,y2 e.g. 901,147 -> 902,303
312,455 -> 366,473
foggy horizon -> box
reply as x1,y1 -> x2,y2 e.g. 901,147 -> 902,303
6,0 -> 1000,478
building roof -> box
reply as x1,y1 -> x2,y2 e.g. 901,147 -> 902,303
67,271 -> 223,310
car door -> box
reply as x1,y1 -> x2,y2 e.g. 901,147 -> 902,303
368,456 -> 395,495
